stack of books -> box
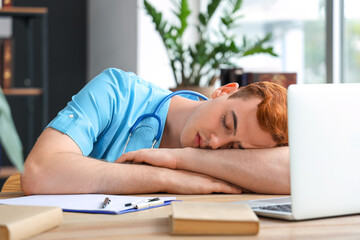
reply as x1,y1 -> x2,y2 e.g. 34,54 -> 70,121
220,68 -> 297,89
0,0 -> 12,9
0,39 -> 13,89
0,0 -> 13,90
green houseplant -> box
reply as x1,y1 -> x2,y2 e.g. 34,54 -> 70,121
0,87 -> 24,172
144,0 -> 277,88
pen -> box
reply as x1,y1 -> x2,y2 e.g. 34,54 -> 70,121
148,197 -> 160,202
124,197 -> 160,207
135,200 -> 164,209
102,197 -> 111,208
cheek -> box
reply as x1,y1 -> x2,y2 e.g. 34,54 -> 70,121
179,119 -> 195,147
179,113 -> 205,147
185,112 -> 218,137
179,104 -> 220,147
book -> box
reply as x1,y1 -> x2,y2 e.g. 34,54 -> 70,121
2,0 -> 12,8
220,68 -> 245,86
0,205 -> 63,240
220,68 -> 296,89
169,202 -> 259,235
2,39 -> 13,89
244,72 -> 297,89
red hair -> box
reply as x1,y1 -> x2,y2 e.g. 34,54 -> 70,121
229,82 -> 288,146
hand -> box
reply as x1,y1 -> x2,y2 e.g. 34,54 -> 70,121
116,149 -> 243,194
115,148 -> 180,169
160,169 -> 243,194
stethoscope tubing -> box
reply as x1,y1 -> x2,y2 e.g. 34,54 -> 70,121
122,90 -> 208,154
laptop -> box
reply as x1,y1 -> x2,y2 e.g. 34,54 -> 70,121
238,83 -> 360,221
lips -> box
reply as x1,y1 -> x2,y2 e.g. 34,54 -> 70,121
195,133 -> 201,147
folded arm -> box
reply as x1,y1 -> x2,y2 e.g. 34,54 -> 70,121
21,128 -> 242,195
117,146 -> 290,194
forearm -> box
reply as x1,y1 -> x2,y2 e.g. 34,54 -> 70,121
22,152 -> 166,195
22,151 -> 243,195
177,147 -> 290,194
22,127 -> 245,195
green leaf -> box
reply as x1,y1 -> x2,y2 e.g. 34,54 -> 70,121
207,0 -> 221,20
229,40 -> 238,52
221,16 -> 231,26
144,1 -> 160,24
198,13 -> 206,26
144,0 -> 169,39
242,33 -> 278,57
144,0 -> 278,87
231,0 -> 242,13
0,88 -> 24,171
243,46 -> 278,57
242,35 -> 247,48
175,0 -> 191,36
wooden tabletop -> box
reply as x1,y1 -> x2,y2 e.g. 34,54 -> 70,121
1,192 -> 360,239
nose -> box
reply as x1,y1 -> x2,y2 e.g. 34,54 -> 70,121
208,133 -> 231,150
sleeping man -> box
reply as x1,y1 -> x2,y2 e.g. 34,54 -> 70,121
21,68 -> 289,195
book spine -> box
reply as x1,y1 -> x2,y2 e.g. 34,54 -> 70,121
243,73 -> 253,86
2,39 -> 12,89
244,72 -> 297,89
220,68 -> 245,86
2,0 -> 12,7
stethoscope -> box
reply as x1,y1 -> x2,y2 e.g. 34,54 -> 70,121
122,90 -> 209,154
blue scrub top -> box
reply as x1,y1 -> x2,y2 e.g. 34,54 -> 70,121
47,68 -> 173,162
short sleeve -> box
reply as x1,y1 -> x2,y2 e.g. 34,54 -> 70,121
47,68 -> 129,155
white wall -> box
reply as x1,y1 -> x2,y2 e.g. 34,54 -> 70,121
87,0 -> 138,81
137,0 -> 175,89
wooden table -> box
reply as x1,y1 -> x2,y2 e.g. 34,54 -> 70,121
1,192 -> 360,239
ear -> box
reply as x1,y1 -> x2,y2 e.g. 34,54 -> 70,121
211,82 -> 239,99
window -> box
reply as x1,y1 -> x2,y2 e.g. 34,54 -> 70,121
344,0 -> 360,83
228,0 -> 326,84
139,0 -> 353,87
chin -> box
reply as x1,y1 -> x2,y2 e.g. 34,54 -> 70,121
179,132 -> 196,148
179,140 -> 191,148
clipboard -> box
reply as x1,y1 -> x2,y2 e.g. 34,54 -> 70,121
0,194 -> 176,214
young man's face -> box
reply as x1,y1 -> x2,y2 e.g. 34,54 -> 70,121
180,94 -> 277,149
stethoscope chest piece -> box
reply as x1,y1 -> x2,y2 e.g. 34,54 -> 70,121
122,124 -> 158,154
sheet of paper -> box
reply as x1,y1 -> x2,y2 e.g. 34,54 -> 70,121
0,194 -> 176,214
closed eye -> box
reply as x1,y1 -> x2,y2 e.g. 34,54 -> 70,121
237,142 -> 244,149
222,115 -> 230,130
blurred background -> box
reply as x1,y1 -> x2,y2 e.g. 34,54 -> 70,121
0,0 -> 359,187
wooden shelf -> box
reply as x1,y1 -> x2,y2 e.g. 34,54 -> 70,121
0,5 -> 49,155
0,7 -> 48,16
3,88 -> 43,96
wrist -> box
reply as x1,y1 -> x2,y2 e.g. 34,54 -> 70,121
176,147 -> 194,170
157,167 -> 173,193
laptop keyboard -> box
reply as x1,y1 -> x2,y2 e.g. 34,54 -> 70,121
259,204 -> 292,212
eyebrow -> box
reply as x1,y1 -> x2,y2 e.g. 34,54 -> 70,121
231,110 -> 237,136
